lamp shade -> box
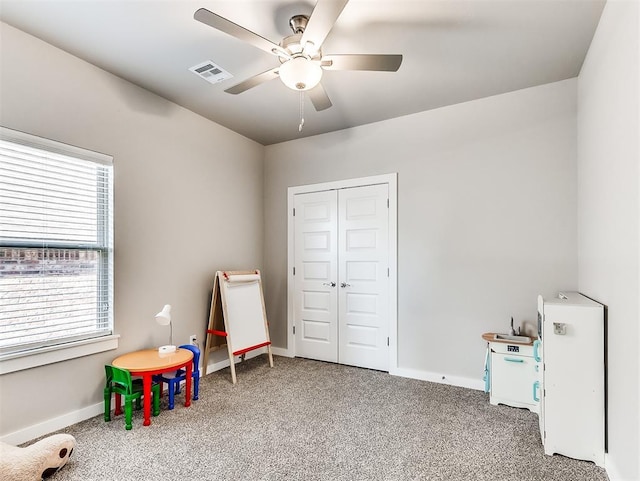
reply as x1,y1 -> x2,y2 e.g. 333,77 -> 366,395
155,304 -> 171,326
279,57 -> 322,91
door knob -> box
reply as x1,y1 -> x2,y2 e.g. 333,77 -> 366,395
340,282 -> 351,288
322,282 -> 336,287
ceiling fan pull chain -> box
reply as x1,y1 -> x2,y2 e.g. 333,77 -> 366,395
298,91 -> 305,132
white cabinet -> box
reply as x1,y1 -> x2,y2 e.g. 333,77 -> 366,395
489,340 -> 539,413
537,292 -> 605,467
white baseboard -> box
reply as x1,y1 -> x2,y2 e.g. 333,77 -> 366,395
264,349 -> 482,392
271,346 -> 292,357
0,402 -> 104,446
392,367 -> 485,391
204,346 -> 292,374
1,367 -> 206,446
604,454 -> 638,481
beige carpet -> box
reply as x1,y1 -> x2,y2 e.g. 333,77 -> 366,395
37,355 -> 608,480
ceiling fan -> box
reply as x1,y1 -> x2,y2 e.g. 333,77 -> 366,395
194,0 -> 403,112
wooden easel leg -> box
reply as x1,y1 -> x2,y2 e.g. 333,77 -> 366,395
229,357 -> 237,384
267,345 -> 274,367
203,335 -> 211,376
226,341 -> 237,384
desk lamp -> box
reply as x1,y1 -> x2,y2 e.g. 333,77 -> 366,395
155,304 -> 176,354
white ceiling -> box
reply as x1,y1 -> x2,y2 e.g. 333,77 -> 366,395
0,0 -> 605,145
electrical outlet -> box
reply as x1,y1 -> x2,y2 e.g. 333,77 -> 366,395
189,334 -> 197,345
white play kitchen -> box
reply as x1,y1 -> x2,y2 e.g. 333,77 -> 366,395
483,291 -> 606,467
482,332 -> 538,413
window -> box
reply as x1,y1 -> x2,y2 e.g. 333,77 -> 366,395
0,127 -> 114,364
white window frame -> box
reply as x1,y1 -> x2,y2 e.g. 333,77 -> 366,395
0,127 -> 118,375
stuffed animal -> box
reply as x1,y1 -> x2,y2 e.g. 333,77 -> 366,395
0,434 -> 76,481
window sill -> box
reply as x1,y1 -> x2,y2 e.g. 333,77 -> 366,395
0,335 -> 120,375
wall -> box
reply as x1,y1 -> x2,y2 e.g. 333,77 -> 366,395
264,79 -> 578,383
0,23 -> 264,440
577,1 -> 640,479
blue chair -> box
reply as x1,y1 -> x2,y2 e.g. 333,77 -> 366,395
154,344 -> 200,409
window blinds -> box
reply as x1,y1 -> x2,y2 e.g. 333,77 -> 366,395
0,127 -> 113,356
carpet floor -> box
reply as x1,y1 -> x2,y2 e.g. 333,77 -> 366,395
37,355 -> 608,480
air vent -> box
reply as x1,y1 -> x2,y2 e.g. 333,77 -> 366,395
189,60 -> 233,84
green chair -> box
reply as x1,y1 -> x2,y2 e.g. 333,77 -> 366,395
104,365 -> 160,430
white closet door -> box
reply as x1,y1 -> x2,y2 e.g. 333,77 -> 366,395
338,184 -> 389,371
293,190 -> 338,362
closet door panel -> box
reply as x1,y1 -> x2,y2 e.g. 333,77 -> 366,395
293,190 -> 338,362
338,184 -> 389,371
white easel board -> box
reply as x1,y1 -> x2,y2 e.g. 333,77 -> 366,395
203,270 -> 273,383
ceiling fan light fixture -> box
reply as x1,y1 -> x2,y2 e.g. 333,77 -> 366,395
279,57 -> 322,91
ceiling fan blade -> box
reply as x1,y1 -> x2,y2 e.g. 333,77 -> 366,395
224,67 -> 280,94
308,83 -> 332,111
194,8 -> 288,58
301,0 -> 349,52
321,54 -> 403,72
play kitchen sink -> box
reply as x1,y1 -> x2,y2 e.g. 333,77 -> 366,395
493,333 -> 532,343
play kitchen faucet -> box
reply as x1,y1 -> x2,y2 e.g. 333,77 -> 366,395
509,316 -> 521,336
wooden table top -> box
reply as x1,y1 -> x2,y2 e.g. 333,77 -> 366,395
112,348 -> 193,372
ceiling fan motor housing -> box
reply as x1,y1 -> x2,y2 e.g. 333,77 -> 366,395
279,35 -> 322,61
289,14 -> 308,34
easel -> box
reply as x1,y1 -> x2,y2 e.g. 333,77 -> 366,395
203,270 -> 274,383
